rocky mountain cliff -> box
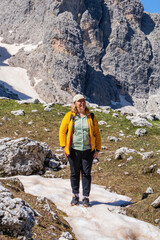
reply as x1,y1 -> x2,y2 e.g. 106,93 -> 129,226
0,0 -> 160,112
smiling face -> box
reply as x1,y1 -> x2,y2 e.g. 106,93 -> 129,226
75,98 -> 86,114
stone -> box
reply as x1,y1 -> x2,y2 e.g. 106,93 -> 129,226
44,128 -> 51,132
142,164 -> 157,174
93,158 -> 99,164
11,110 -> 25,116
115,147 -> 139,160
108,136 -> 119,142
142,151 -> 154,160
44,107 -> 52,112
59,232 -> 72,240
157,169 -> 160,174
135,128 -> 147,136
102,146 -> 107,150
0,137 -> 52,176
32,110 -> 38,113
126,116 -> 153,128
28,121 -> 34,125
146,187 -> 154,194
49,159 -> 61,170
98,120 -> 107,125
152,196 -> 160,208
127,156 -> 133,161
36,196 -> 57,219
155,219 -> 160,224
112,113 -> 119,118
54,153 -> 67,164
2,116 -> 10,121
0,184 -> 35,238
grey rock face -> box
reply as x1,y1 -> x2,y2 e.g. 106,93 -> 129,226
0,83 -> 19,100
0,137 -> 52,176
0,184 -> 35,238
0,0 -> 160,112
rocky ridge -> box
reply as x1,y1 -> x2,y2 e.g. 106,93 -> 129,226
0,0 -> 160,113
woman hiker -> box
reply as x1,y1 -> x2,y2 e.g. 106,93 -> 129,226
59,94 -> 101,207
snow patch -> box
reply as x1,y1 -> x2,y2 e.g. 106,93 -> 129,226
0,36 -> 43,101
16,175 -> 160,240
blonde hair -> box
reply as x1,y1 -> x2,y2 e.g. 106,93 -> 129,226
71,103 -> 77,113
71,103 -> 89,113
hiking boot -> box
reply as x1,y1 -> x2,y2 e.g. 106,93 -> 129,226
71,195 -> 79,206
83,197 -> 89,207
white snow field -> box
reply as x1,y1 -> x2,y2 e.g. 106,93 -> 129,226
0,37 -> 42,101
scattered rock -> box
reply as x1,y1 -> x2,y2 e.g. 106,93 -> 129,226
98,120 -> 107,125
115,147 -> 139,160
102,146 -> 107,150
152,196 -> 160,208
108,136 -> 119,142
142,151 -> 154,160
44,128 -> 51,132
94,108 -> 102,112
157,169 -> 160,174
142,164 -> 157,174
146,187 -> 154,194
127,156 -> 133,161
112,113 -> 119,118
11,110 -> 25,116
93,158 -> 99,164
137,113 -> 160,121
103,110 -> 111,114
36,196 -> 57,219
59,231 -> 72,240
53,153 -> 67,165
44,107 -> 52,112
2,116 -> 10,121
126,116 -> 153,128
135,128 -> 147,136
49,159 -> 61,170
28,121 -> 34,125
155,219 -> 160,224
32,109 -> 38,113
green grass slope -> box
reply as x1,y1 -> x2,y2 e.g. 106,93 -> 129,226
0,98 -> 160,238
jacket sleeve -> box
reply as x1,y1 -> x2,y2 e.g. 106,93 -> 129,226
93,115 -> 101,151
59,112 -> 70,147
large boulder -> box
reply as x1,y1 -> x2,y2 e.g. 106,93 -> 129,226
0,184 -> 35,239
0,137 -> 52,176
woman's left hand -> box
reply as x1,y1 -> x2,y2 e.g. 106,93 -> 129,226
93,151 -> 99,159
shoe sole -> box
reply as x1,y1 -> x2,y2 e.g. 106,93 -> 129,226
71,203 -> 79,206
83,204 -> 89,207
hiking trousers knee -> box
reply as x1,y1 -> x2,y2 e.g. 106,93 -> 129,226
68,148 -> 94,197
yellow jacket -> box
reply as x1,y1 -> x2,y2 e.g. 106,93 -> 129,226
59,110 -> 101,155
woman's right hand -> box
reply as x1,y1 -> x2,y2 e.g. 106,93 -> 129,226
63,148 -> 68,159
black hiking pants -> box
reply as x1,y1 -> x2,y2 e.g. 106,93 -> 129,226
68,148 -> 94,197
